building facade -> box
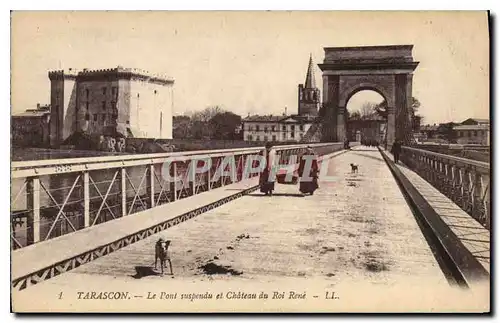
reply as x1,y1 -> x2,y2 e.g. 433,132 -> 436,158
418,124 -> 440,141
242,55 -> 319,143
347,117 -> 387,144
243,115 -> 315,143
12,103 -> 51,147
48,67 -> 174,147
454,118 -> 490,146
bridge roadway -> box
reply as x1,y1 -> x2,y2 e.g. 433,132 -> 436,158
15,146 -> 484,312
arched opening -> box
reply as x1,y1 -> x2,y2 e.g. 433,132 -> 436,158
345,89 -> 388,146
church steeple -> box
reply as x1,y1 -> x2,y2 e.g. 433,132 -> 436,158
304,54 -> 316,89
298,54 -> 320,117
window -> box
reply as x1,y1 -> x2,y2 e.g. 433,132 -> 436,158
473,131 -> 477,136
86,102 -> 89,110
256,136 -> 260,141
264,136 -> 269,142
111,101 -> 117,109
247,135 -> 253,141
291,125 -> 295,131
85,113 -> 90,121
283,133 -> 286,139
264,127 -> 268,133
93,114 -> 97,121
291,132 -> 295,138
271,126 -> 276,132
300,133 -> 304,139
101,114 -> 106,122
102,101 -> 106,110
112,87 -> 117,98
256,125 -> 260,132
102,87 -> 107,95
86,89 -> 89,98
282,125 -> 286,131
299,125 -> 304,131
272,135 -> 276,141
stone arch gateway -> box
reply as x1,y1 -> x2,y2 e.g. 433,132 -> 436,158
318,45 -> 419,146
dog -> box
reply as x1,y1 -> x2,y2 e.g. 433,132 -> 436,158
350,163 -> 359,173
155,238 -> 173,275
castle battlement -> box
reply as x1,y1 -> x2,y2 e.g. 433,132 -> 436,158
48,68 -> 79,80
48,66 -> 174,85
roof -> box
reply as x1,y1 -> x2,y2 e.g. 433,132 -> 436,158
13,110 -> 50,118
243,115 -> 287,122
304,54 -> 316,88
420,125 -> 439,131
324,45 -> 414,51
243,114 -> 316,124
461,118 -> 489,125
49,66 -> 174,84
453,124 -> 490,131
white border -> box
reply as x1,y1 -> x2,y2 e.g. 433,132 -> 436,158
2,1 -> 497,322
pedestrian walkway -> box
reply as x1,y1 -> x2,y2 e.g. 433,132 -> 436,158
13,147 -> 449,302
383,150 -> 490,274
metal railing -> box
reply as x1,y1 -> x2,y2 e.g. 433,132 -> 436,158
400,146 -> 491,230
11,142 -> 344,250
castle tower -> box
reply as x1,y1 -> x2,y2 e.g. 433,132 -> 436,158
48,67 -> 175,147
298,54 -> 320,116
48,69 -> 78,147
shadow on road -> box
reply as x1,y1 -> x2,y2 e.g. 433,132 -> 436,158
131,266 -> 158,279
247,193 -> 305,197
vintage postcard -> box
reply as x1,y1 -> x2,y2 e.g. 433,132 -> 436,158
10,11 -> 490,313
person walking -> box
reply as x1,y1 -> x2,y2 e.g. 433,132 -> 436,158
391,139 -> 402,164
297,146 -> 320,196
344,138 -> 350,150
259,142 -> 277,195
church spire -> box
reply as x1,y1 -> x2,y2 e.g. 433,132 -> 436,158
304,54 -> 316,89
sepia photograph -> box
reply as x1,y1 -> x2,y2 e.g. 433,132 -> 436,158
9,10 -> 491,313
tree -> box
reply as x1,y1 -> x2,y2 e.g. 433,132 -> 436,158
360,102 -> 377,119
179,106 -> 244,140
374,100 -> 388,118
190,106 -> 224,123
409,97 -> 421,131
437,122 -> 458,143
413,115 -> 423,131
410,97 -> 421,114
349,111 -> 362,120
209,112 -> 242,140
173,115 -> 191,139
190,120 -> 210,139
186,106 -> 226,139
373,96 -> 421,122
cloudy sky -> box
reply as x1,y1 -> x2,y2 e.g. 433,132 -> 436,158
11,11 -> 489,124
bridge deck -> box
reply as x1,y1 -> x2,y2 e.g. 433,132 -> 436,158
12,173 -> 260,281
13,147 -> 451,304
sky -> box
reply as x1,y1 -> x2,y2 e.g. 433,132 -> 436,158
11,11 -> 489,125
